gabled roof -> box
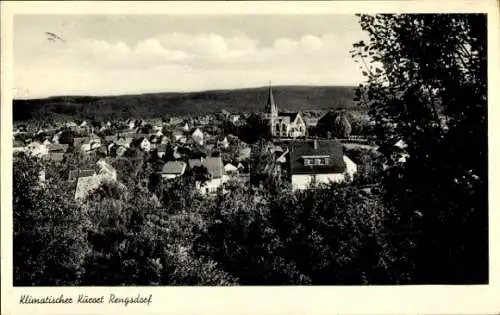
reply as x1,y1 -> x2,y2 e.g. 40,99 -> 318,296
73,137 -> 89,147
188,158 -> 203,169
162,161 -> 187,175
13,140 -> 25,147
157,143 -> 168,152
202,157 -> 225,179
47,143 -> 69,152
75,175 -> 100,201
188,157 -> 225,179
68,169 -> 96,181
278,112 -> 299,122
289,140 -> 346,175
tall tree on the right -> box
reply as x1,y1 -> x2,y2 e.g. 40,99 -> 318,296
352,14 -> 487,283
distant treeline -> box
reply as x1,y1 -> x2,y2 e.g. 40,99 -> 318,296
13,86 -> 358,122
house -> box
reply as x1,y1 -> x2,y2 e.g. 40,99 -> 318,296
104,135 -> 118,143
172,130 -> 187,144
73,137 -> 89,149
238,147 -> 252,161
230,114 -> 241,123
221,109 -> 231,117
68,169 -> 96,181
128,119 -> 137,130
157,144 -> 169,158
74,175 -> 101,201
189,157 -> 228,195
96,159 -> 117,181
26,141 -> 49,158
44,152 -> 65,163
224,163 -> 239,176
66,121 -> 78,128
47,143 -> 69,153
116,137 -> 133,148
218,137 -> 229,149
161,161 -> 187,180
288,139 -> 357,191
52,131 -> 63,144
131,137 -> 151,152
182,122 -> 190,132
13,140 -> 26,153
115,146 -> 128,157
81,140 -> 101,152
192,128 -> 204,145
74,159 -> 119,201
263,83 -> 307,138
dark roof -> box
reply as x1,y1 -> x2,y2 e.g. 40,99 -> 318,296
188,157 -> 224,179
289,140 -> 346,175
47,143 -> 69,152
188,159 -> 202,168
73,137 -> 89,147
48,152 -> 65,162
13,140 -> 25,147
162,161 -> 186,174
68,169 -> 96,181
202,157 -> 225,179
278,112 -> 299,121
157,143 -> 168,152
104,135 -> 118,142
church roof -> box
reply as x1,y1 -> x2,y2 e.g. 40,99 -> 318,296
278,112 -> 299,121
265,84 -> 277,114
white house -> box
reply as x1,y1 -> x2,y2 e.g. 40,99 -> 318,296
161,161 -> 187,180
52,131 -> 62,144
182,122 -> 190,131
27,141 -> 49,158
81,140 -> 101,152
138,137 -> 151,152
74,160 -> 118,201
289,139 -> 357,191
189,157 -> 228,195
192,128 -> 204,145
224,163 -> 239,176
128,119 -> 136,130
218,137 -> 229,149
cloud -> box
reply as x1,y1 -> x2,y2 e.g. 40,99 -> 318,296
14,31 -> 367,97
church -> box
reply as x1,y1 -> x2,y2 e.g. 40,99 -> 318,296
264,84 -> 307,138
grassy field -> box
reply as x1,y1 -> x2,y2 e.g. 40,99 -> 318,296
13,85 -> 360,122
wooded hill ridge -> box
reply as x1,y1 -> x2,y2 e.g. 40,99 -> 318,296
13,85 -> 359,122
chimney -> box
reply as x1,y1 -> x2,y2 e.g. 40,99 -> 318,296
313,139 -> 318,150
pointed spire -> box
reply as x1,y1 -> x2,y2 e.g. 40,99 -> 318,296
265,81 -> 277,115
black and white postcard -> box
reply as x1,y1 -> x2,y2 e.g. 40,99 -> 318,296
1,1 -> 499,315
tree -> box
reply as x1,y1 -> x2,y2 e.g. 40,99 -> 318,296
333,112 -> 352,138
193,181 -> 398,284
352,14 -> 487,283
13,154 -> 90,285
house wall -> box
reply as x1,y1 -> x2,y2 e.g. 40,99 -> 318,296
162,173 -> 181,180
198,175 -> 229,195
291,173 -> 345,191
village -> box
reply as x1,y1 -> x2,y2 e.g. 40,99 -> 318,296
12,84 -> 400,202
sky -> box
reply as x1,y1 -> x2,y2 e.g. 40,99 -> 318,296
13,15 -> 369,99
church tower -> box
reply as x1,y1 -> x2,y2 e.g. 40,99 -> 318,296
265,82 -> 278,136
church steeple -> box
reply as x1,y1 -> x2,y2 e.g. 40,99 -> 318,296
265,81 -> 278,117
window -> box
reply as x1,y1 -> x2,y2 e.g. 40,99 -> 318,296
304,158 -> 310,166
315,158 -> 322,165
